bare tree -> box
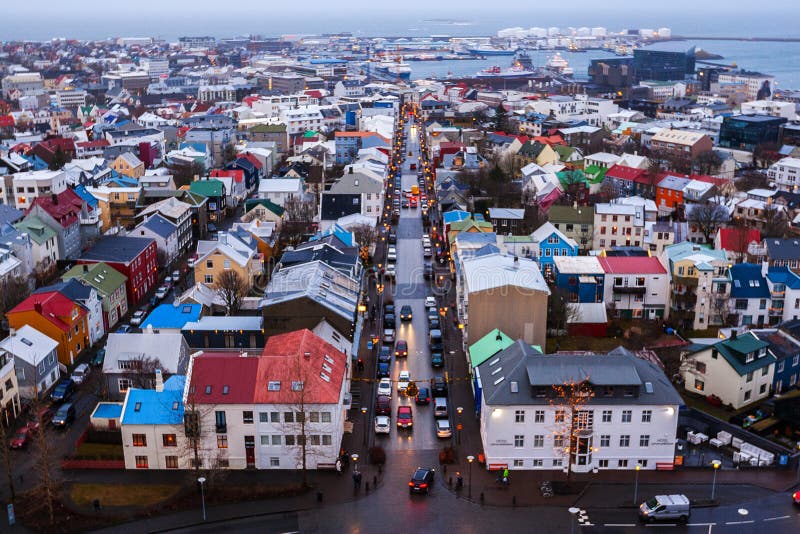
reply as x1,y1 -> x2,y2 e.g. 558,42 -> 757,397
278,197 -> 316,249
548,288 -> 580,336
120,355 -> 166,390
753,142 -> 780,169
0,415 -> 15,504
762,205 -> 788,238
282,354 -> 326,488
687,203 -> 729,243
693,151 -> 722,176
350,224 -> 377,265
735,170 -> 769,192
0,275 -> 31,320
28,378 -> 57,527
215,270 -> 248,315
727,217 -> 755,264
548,378 -> 595,486
181,386 -> 229,485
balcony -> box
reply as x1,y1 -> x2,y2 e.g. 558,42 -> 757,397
613,285 -> 646,294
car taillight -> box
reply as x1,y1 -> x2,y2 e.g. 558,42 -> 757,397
408,482 -> 414,487
419,483 -> 428,488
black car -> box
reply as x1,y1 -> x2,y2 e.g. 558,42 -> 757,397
378,362 -> 390,378
432,376 -> 447,397
428,317 -> 440,330
376,395 -> 391,416
378,346 -> 392,364
388,232 -> 397,244
384,304 -> 395,316
424,263 -> 433,279
51,403 -> 75,428
50,379 -> 76,403
384,313 -> 396,328
399,305 -> 413,321
409,467 -> 435,494
430,351 -> 444,368
415,387 -> 431,405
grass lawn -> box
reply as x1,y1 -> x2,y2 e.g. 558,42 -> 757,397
75,442 -> 124,459
70,483 -> 181,508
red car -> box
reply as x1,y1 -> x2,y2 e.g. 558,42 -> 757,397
397,406 -> 413,429
395,340 -> 408,357
9,424 -> 35,449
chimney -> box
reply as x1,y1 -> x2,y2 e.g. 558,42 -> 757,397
154,369 -> 164,392
51,193 -> 58,205
513,256 -> 519,268
731,330 -> 737,340
82,264 -> 88,272
349,167 -> 353,174
34,301 -> 43,314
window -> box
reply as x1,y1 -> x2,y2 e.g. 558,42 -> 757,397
321,412 -> 332,423
695,379 -> 705,391
259,412 -> 269,423
778,361 -> 785,373
513,459 -> 524,467
621,410 -> 632,423
285,435 -> 295,446
794,355 -> 800,367
761,366 -> 769,376
217,435 -> 228,448
132,434 -> 147,447
514,435 -> 524,448
619,435 -> 630,447
744,390 -> 752,401
135,456 -> 149,469
598,459 -> 609,468
310,411 -> 320,423
532,459 -> 544,467
641,410 -> 652,423
260,435 -> 270,446
215,411 -> 227,432
638,460 -> 648,468
554,435 -> 565,448
296,412 -> 305,423
759,383 -> 767,394
270,457 -> 280,467
190,458 -> 202,468
243,411 -> 254,424
746,371 -> 754,383
162,434 -> 177,447
292,381 -> 304,391
618,459 -> 628,468
118,378 -> 133,392
600,435 -> 610,447
284,412 -> 294,423
515,410 -> 525,423
640,435 -> 650,447
533,435 -> 544,448
534,410 -> 545,423
165,456 -> 178,469
322,435 -> 332,446
602,410 -> 612,423
552,458 -> 564,467
204,274 -> 213,284
555,410 -> 565,423
268,381 -> 281,391
206,259 -> 213,269
223,260 -> 231,269
696,361 -> 707,374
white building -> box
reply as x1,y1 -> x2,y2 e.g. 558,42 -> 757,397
325,170 -> 384,217
11,170 -> 67,210
528,95 -> 619,128
593,197 -> 657,250
0,325 -> 60,399
768,157 -> 800,192
716,72 -> 775,101
280,106 -> 325,135
257,178 -> 304,207
598,256 -> 670,320
740,100 -> 796,120
478,343 -> 681,471
55,89 -> 88,109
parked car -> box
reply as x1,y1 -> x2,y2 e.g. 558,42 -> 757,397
435,419 -> 452,438
432,376 -> 447,397
395,340 -> 408,358
639,495 -> 691,523
163,276 -> 173,287
70,363 -> 90,385
397,406 -> 413,429
388,231 -> 397,244
377,378 -> 392,397
9,425 -> 34,449
171,270 -> 181,281
387,246 -> 397,261
374,415 -> 391,435
430,351 -> 444,368
383,328 -> 395,343
378,346 -> 392,364
90,349 -> 106,367
423,263 -> 433,279
408,467 -> 435,494
116,324 -> 132,334
130,310 -> 146,326
424,296 -> 437,309
385,262 -> 397,279
428,316 -> 441,331
793,490 -> 800,506
398,370 -> 411,392
155,286 -> 170,300
434,397 -> 448,419
427,308 -> 438,324
423,246 -> 432,258
415,387 -> 431,405
51,403 -> 76,429
50,379 -> 75,403
384,313 -> 396,328
399,305 -> 413,321
378,362 -> 390,378
376,395 -> 392,415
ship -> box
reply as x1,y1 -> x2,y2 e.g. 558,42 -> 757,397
466,45 -> 517,56
476,64 -> 536,78
374,59 -> 412,80
545,53 -> 574,76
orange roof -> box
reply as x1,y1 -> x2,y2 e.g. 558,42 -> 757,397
9,291 -> 86,332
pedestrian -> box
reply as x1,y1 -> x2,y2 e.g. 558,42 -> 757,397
503,467 -> 510,485
356,471 -> 362,488
456,472 -> 463,489
335,459 -> 342,475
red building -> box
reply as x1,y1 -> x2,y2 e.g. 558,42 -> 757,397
77,236 -> 157,306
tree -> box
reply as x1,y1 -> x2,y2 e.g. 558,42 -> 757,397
182,385 -> 229,485
170,161 -> 207,188
693,150 -> 722,176
278,197 -> 316,249
547,288 -> 580,335
350,224 -> 377,265
215,269 -> 248,315
735,170 -> 769,192
548,378 -> 595,486
121,355 -> 166,390
493,103 -> 508,132
282,354 -> 326,488
762,205 -> 788,238
0,275 -> 31,320
48,146 -> 67,171
753,142 -> 779,169
687,203 -> 729,243
727,217 -> 755,263
0,416 -> 15,505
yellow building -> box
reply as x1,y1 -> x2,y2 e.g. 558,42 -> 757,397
86,184 -> 142,230
110,153 -> 145,178
193,232 -> 264,291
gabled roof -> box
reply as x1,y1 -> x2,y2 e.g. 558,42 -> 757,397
765,266 -> 800,290
28,188 -> 84,229
188,353 -> 260,404
62,262 -> 127,296
730,264 -> 770,299
717,228 -> 761,251
462,253 -> 549,295
189,179 -> 225,198
469,329 -> 515,369
598,256 -> 667,275
14,215 -> 56,245
244,198 -> 285,217
531,221 -> 577,249
692,333 -> 775,376
142,303 -> 202,330
81,236 -> 154,264
9,291 -> 86,332
254,329 -> 347,405
605,164 -> 647,182
765,238 -> 800,261
121,375 -> 185,425
137,213 -> 178,239
103,332 -> 188,375
0,324 -> 58,366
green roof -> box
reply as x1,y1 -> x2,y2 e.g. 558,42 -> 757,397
63,261 -> 127,297
177,190 -> 208,207
469,329 -> 515,368
552,145 -> 575,159
557,170 -> 589,187
244,198 -> 285,217
248,124 -> 286,133
583,165 -> 607,183
450,219 -> 493,232
697,333 -> 776,376
189,179 -> 224,198
303,130 -> 319,138
14,215 -> 56,245
547,205 -> 594,224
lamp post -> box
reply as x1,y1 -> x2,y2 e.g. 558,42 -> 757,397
197,476 -> 207,521
352,453 -> 360,473
456,406 -> 463,445
361,406 -> 368,447
711,460 -> 721,500
467,455 -> 475,499
633,464 -> 641,505
568,507 -> 580,534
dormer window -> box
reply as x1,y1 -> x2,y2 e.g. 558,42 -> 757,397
745,352 -> 754,363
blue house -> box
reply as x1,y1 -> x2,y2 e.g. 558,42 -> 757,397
552,256 -> 604,302
531,221 -> 579,276
729,264 -> 771,328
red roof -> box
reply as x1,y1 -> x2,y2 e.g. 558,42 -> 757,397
718,228 -> 761,251
242,95 -> 260,107
532,134 -> 564,146
0,115 -> 14,128
211,169 -> 245,183
605,164 -> 647,182
9,291 -> 86,332
254,330 -> 346,405
240,152 -> 263,170
188,353 -> 260,404
690,174 -> 729,188
28,188 -> 84,228
77,139 -> 110,149
598,256 -> 667,275
304,90 -> 324,99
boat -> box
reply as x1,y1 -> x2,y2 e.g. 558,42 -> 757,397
545,53 -> 574,76
466,46 -> 516,56
476,65 -> 536,78
374,59 -> 412,80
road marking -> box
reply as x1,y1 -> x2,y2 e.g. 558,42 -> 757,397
764,515 -> 790,522
604,523 -> 636,527
724,520 -> 754,525
687,523 -> 715,526
645,524 -> 675,527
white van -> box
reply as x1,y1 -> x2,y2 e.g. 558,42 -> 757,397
639,494 -> 690,523
434,397 -> 448,419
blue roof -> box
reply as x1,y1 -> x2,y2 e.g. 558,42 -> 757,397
121,375 -> 185,425
309,224 -> 355,248
139,213 -> 177,239
73,184 -> 99,209
766,266 -> 800,290
443,210 -> 471,225
142,303 -> 202,330
730,264 -> 770,299
93,403 -> 122,419
179,142 -> 207,153
107,175 -> 139,187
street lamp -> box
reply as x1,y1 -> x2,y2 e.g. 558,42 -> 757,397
361,406 -> 368,447
711,460 -> 721,500
633,464 -> 641,505
351,453 -> 360,473
467,455 -> 475,499
456,406 -> 464,445
197,476 -> 207,521
568,507 -> 580,534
